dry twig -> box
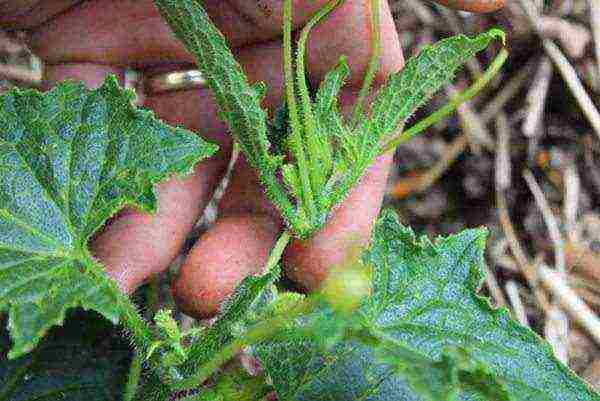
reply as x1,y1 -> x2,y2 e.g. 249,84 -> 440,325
518,0 -> 600,139
538,264 -> 600,345
523,170 -> 566,274
495,116 -> 551,311
506,280 -> 529,326
522,58 -> 552,138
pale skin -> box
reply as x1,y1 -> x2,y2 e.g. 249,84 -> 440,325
0,0 -> 404,317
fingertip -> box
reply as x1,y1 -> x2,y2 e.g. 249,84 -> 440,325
283,153 -> 393,291
173,214 -> 280,318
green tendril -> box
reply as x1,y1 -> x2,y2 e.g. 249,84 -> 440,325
296,0 -> 344,193
283,0 -> 317,218
351,0 -> 381,127
380,48 -> 509,154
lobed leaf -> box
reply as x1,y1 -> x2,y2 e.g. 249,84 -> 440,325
0,77 -> 217,358
257,209 -> 599,401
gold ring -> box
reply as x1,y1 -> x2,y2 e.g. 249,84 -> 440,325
144,69 -> 207,94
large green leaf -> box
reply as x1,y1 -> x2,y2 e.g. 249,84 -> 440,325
257,210 -> 599,400
0,310 -> 131,401
0,77 -> 218,358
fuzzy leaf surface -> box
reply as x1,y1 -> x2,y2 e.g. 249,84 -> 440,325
0,77 -> 217,358
257,210 -> 599,400
369,29 -> 504,139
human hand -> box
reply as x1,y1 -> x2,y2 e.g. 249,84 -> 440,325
0,0 -> 403,318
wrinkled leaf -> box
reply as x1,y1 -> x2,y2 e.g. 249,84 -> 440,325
0,77 -> 217,358
375,342 -> 512,401
257,210 -> 599,400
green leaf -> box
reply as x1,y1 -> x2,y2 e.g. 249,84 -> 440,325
314,56 -> 349,160
0,77 -> 217,358
257,210 -> 599,400
369,29 -> 504,139
0,310 -> 132,401
153,0 -> 298,230
375,342 -> 512,401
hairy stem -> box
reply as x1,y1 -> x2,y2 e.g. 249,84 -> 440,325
171,231 -> 294,392
283,0 -> 317,218
296,0 -> 344,191
265,230 -> 292,272
172,298 -> 316,391
123,351 -> 143,401
351,0 -> 381,127
380,48 -> 509,154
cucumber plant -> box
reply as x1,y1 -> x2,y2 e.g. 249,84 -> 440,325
0,0 -> 598,400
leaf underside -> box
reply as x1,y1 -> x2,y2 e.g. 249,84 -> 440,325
0,77 -> 218,359
257,210 -> 600,401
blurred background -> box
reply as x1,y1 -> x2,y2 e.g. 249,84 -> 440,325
0,0 -> 599,391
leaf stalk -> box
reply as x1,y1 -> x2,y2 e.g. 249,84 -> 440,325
283,0 -> 317,218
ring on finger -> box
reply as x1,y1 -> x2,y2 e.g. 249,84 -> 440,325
144,69 -> 207,94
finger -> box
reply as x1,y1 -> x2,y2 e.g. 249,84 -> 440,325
306,0 -> 403,86
173,157 -> 283,318
28,0 -> 331,66
92,164 -> 228,294
172,41 -> 285,318
432,0 -> 504,13
173,211 -> 280,318
92,85 -> 233,293
0,0 -> 80,29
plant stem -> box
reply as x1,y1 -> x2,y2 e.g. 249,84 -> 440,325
351,0 -> 381,127
124,351 -> 143,401
283,0 -> 317,218
296,0 -> 344,190
170,231 -> 295,392
380,48 -> 508,154
265,230 -> 292,272
172,297 -> 316,391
